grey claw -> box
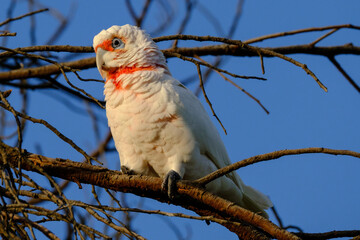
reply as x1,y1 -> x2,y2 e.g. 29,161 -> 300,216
161,170 -> 181,200
121,166 -> 136,175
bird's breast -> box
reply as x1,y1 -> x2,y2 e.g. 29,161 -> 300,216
105,81 -> 196,176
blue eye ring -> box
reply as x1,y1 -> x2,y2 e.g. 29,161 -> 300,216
112,38 -> 124,49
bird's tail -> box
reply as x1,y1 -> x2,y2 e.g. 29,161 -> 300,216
241,185 -> 273,218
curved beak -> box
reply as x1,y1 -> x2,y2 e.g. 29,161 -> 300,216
95,48 -> 106,79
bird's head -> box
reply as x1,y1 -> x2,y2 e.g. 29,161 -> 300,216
93,24 -> 168,80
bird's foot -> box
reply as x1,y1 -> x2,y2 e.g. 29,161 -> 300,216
121,166 -> 136,175
161,170 -> 181,200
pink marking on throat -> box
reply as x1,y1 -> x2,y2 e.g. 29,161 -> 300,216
104,64 -> 167,90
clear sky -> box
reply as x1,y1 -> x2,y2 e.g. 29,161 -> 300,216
1,0 -> 360,239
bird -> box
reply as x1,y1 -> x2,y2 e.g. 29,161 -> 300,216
93,24 -> 272,218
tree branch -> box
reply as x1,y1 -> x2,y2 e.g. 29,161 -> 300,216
0,8 -> 49,27
2,141 -> 359,239
1,44 -> 358,82
0,57 -> 95,81
195,147 -> 360,186
328,56 -> 360,93
295,230 -> 360,240
1,140 -> 300,240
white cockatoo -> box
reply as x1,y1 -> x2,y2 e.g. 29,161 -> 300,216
93,24 -> 272,217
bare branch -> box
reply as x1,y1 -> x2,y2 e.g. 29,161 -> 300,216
244,24 -> 360,44
1,141 -> 298,240
195,63 -> 227,134
125,0 -> 154,27
0,212 -> 60,240
0,45 -> 93,58
195,147 -> 360,186
157,35 -> 327,91
165,51 -> 265,80
171,0 -> 195,49
328,56 -> 360,93
0,101 -> 97,164
194,55 -> 270,114
295,230 -> 360,240
0,32 -> 16,37
0,8 -> 49,27
1,44 -> 359,86
0,57 -> 95,81
309,28 -> 339,47
0,92 -> 22,150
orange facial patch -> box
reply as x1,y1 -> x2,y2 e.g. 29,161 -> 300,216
95,39 -> 112,53
94,36 -> 126,53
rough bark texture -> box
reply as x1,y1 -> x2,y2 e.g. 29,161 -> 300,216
0,141 -> 300,240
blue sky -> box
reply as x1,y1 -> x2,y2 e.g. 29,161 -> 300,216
1,0 -> 360,239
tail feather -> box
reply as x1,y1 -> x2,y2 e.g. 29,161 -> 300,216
242,185 -> 273,218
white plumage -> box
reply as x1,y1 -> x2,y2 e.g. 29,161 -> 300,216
93,24 -> 272,217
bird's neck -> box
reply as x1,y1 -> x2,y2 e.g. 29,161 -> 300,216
106,64 -> 169,85
104,64 -> 169,107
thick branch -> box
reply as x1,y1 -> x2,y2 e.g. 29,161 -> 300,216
0,141 -> 298,240
0,57 -> 95,81
0,45 -> 93,58
162,44 -> 360,58
1,44 -> 358,81
295,230 -> 360,240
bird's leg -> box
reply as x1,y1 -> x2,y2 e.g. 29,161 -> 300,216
121,165 -> 136,175
161,170 -> 181,200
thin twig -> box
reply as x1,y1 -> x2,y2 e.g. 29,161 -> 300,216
195,63 -> 227,134
309,28 -> 339,47
125,0 -> 138,25
0,8 -> 49,27
257,50 -> 265,74
195,147 -> 360,186
1,212 -> 60,240
328,56 -> 360,93
0,46 -> 104,108
171,0 -> 195,49
155,35 -> 327,91
28,131 -> 112,205
59,68 -> 105,109
194,55 -> 269,114
253,46 -> 328,92
137,0 -> 154,27
0,92 -> 22,150
0,102 -> 97,164
244,24 -> 360,44
0,32 -> 16,37
194,0 -> 244,96
80,203 -> 247,231
166,51 -> 265,80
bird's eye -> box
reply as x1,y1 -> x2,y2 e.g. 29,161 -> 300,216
112,38 -> 124,49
